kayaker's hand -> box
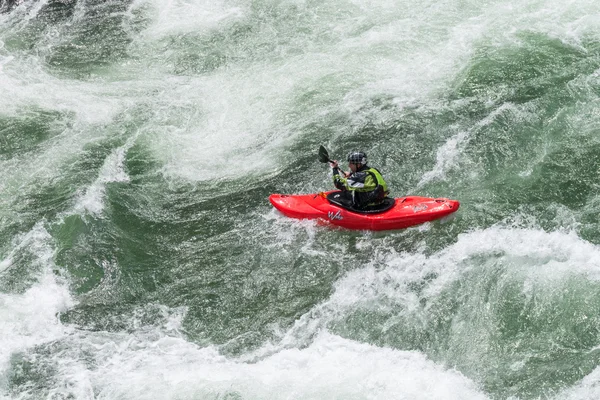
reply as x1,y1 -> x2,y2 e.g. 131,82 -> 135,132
330,160 -> 339,169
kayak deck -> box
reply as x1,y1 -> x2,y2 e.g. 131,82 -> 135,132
269,191 -> 459,231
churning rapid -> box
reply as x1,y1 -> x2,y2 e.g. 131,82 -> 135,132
2,0 -> 600,398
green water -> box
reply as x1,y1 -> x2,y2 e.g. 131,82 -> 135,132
2,0 -> 600,399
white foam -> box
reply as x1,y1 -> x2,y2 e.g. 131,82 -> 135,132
4,1 -> 600,399
0,79 -> 135,222
357,225 -> 600,298
135,0 -> 600,183
418,128 -> 470,188
149,71 -> 292,182
264,225 -> 600,355
0,224 -> 74,377
124,0 -> 489,182
74,144 -> 131,216
131,0 -> 244,40
551,366 -> 600,400
0,6 -> 147,209
47,330 -> 488,400
3,0 -> 596,187
0,272 -> 73,366
0,50 -> 125,122
0,258 -> 10,274
4,224 -> 599,399
417,100 -> 505,187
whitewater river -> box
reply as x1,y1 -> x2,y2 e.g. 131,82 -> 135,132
2,0 -> 600,398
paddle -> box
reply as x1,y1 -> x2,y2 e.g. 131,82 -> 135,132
318,145 -> 333,163
318,145 -> 348,177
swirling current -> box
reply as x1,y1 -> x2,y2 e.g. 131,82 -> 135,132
2,0 -> 600,399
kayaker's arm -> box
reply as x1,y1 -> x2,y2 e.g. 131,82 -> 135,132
331,162 -> 349,190
330,160 -> 349,178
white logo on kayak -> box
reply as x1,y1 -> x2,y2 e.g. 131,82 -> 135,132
328,210 -> 343,220
412,204 -> 428,213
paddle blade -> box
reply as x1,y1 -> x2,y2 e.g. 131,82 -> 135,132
318,145 -> 330,163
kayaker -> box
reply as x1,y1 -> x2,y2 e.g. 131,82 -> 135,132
330,151 -> 389,210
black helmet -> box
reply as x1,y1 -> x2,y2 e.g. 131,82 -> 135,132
347,151 -> 367,165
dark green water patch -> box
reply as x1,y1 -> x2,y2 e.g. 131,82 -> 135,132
2,0 -> 77,52
45,0 -> 134,78
453,31 -> 594,102
481,275 -> 600,399
8,133 -> 128,230
51,214 -> 105,294
156,23 -> 253,75
2,0 -> 136,78
6,351 -> 58,399
54,166 -> 379,355
0,109 -> 71,160
578,194 -> 600,244
55,176 -> 278,323
504,142 -> 600,210
6,335 -> 101,399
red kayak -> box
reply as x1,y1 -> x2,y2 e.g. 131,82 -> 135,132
269,191 -> 459,231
